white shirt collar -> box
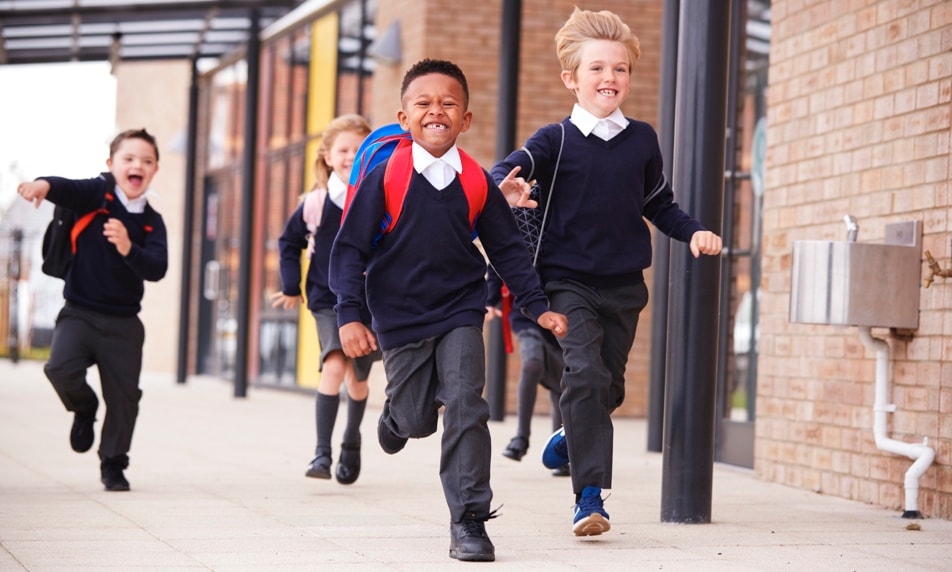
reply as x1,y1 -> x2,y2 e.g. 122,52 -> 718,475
411,141 -> 463,174
114,184 -> 151,214
412,142 -> 462,191
327,171 -> 347,209
569,104 -> 628,140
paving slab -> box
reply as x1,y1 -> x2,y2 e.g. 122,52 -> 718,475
1,358 -> 949,571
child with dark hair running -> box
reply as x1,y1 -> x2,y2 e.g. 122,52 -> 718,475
330,58 -> 568,562
17,128 -> 168,492
271,114 -> 378,485
492,8 -> 722,537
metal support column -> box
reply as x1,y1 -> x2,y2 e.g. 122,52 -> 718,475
176,59 -> 199,385
7,228 -> 22,363
660,0 -> 731,523
647,0 -> 680,453
234,9 -> 261,398
486,0 -> 521,421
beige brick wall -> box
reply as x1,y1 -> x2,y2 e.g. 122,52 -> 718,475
371,0 -> 663,418
760,0 -> 952,518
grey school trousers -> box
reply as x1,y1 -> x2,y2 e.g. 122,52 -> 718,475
380,326 -> 492,523
44,302 -> 145,460
546,279 -> 649,494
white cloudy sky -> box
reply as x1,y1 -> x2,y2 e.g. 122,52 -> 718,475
0,61 -> 117,211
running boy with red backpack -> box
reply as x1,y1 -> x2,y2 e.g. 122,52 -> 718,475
330,58 -> 568,562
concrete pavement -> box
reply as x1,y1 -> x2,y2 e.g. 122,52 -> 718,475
1,357 -> 950,571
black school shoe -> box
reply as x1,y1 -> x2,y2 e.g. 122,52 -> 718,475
305,451 -> 332,479
70,396 -> 99,453
377,402 -> 407,455
100,455 -> 130,492
449,512 -> 497,562
501,436 -> 528,461
335,441 -> 361,485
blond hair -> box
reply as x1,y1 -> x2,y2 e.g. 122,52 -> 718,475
555,7 -> 641,78
312,113 -> 371,191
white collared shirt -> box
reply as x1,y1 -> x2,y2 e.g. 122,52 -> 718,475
569,104 -> 628,141
327,171 -> 347,209
114,184 -> 152,213
412,142 -> 463,191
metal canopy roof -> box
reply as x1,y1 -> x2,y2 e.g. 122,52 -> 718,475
0,0 -> 306,66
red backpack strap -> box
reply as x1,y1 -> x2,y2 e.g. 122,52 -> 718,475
457,148 -> 488,231
381,142 -> 488,237
500,284 -> 514,354
345,129 -> 413,221
69,192 -> 114,253
380,138 -> 414,235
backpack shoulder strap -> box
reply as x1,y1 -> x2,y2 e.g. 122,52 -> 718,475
381,142 -> 489,237
344,124 -> 412,220
457,148 -> 488,229
380,138 -> 414,235
69,187 -> 114,254
302,188 -> 327,234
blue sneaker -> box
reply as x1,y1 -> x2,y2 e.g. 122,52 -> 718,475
541,427 -> 568,469
573,486 -> 610,536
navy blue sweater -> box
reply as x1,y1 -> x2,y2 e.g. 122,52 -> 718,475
277,194 -> 341,312
330,163 -> 550,351
277,194 -> 373,324
40,174 -> 168,316
491,119 -> 706,288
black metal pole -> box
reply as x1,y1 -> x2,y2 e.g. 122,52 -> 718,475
660,0 -> 731,523
486,0 -> 521,421
176,59 -> 199,385
647,0 -> 680,454
234,9 -> 261,398
356,0 -> 367,116
8,228 -> 22,363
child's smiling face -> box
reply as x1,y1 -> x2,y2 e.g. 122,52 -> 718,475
397,72 -> 472,158
107,137 -> 159,200
324,129 -> 366,183
561,39 -> 631,119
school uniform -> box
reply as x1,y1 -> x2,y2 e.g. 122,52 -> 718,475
276,174 -> 376,379
330,142 -> 550,523
38,174 -> 167,466
486,272 -> 564,439
490,105 -> 709,493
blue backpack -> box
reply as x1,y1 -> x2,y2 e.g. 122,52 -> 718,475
344,123 -> 488,244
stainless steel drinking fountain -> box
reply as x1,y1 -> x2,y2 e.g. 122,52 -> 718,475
789,220 -> 921,330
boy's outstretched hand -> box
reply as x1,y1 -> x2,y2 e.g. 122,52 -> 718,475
339,321 -> 379,358
498,166 -> 538,208
537,310 -> 568,338
17,180 -> 51,208
690,230 -> 723,258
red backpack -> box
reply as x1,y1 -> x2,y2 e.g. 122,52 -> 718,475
344,124 -> 488,245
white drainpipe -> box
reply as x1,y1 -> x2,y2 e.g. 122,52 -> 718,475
857,326 -> 935,518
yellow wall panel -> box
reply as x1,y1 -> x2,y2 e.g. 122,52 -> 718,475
297,13 -> 339,389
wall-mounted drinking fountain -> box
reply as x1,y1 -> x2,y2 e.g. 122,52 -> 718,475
790,219 -> 920,330
789,219 -> 933,518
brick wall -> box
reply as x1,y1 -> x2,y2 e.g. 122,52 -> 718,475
760,0 -> 952,518
371,0 -> 663,418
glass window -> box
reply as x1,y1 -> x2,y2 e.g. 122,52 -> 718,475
723,0 -> 770,425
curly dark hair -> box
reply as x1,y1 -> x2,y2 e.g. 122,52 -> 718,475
400,58 -> 469,108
